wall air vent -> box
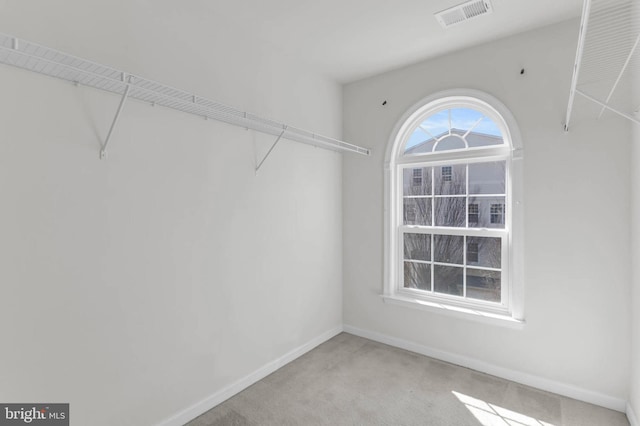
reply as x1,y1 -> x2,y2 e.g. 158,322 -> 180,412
435,0 -> 493,28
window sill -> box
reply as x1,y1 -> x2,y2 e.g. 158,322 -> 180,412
380,294 -> 525,329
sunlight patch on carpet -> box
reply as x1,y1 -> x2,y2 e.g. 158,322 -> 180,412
452,391 -> 556,426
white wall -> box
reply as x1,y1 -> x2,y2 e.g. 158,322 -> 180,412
0,2 -> 343,425
343,20 -> 631,407
630,1 -> 640,419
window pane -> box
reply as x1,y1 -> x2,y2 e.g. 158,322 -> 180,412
404,262 -> 431,291
435,164 -> 465,195
434,265 -> 463,296
467,196 -> 505,228
451,108 -> 484,131
404,128 -> 436,155
402,108 -> 504,156
434,235 -> 464,264
403,198 -> 431,225
404,233 -> 431,261
469,161 -> 506,194
467,242 -> 479,263
421,110 -> 449,138
434,135 -> 465,151
466,269 -> 501,302
403,167 -> 432,196
434,197 -> 466,227
467,237 -> 501,268
466,129 -> 503,147
490,202 -> 505,228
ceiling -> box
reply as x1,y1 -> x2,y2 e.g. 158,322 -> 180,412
196,0 -> 584,83
0,0 -> 584,84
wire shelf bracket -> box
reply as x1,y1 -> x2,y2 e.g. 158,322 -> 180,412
0,33 -> 372,160
564,0 -> 640,131
100,73 -> 131,160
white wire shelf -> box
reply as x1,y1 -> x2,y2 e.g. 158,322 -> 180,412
0,33 -> 371,158
565,0 -> 640,130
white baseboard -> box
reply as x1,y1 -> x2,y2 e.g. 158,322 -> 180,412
343,324 -> 627,413
628,402 -> 639,426
156,326 -> 343,426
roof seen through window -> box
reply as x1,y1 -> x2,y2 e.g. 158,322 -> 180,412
404,108 -> 503,155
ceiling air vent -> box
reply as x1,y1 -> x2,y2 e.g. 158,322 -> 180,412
435,0 -> 493,28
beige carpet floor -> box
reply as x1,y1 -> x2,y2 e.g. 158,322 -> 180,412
186,333 -> 630,426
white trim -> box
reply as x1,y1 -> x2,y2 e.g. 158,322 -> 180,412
397,145 -> 511,165
156,326 -> 343,426
342,325 -> 627,413
381,294 -> 523,329
628,402 -> 639,426
401,225 -> 507,238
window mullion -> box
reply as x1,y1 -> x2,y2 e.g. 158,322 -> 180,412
465,163 -> 469,228
431,167 -> 435,227
398,167 -> 404,294
430,233 -> 435,293
400,226 -> 507,238
395,148 -> 510,166
463,235 -> 467,298
463,163 -> 469,298
430,166 -> 435,293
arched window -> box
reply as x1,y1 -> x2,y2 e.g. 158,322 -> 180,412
384,90 -> 523,323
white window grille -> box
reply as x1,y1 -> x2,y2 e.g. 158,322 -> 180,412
384,91 -> 524,322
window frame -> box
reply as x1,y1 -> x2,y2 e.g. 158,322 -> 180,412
383,89 -> 524,326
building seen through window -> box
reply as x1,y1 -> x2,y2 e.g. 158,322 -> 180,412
395,103 -> 511,310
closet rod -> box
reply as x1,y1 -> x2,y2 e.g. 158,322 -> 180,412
0,33 -> 371,157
